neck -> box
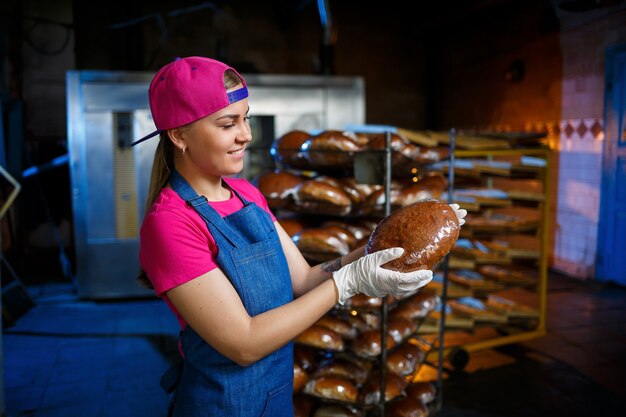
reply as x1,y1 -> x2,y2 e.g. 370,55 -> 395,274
174,165 -> 230,202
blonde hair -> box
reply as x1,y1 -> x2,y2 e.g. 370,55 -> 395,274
138,68 -> 245,289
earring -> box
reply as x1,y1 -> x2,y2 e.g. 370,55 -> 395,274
181,147 -> 186,155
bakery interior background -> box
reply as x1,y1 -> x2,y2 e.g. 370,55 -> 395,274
1,0 -> 626,286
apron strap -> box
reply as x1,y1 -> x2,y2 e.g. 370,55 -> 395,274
169,170 -> 247,248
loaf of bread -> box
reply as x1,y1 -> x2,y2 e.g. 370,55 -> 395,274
387,317 -> 417,344
395,174 -> 448,208
385,396 -> 429,417
313,358 -> 369,385
313,405 -> 364,417
293,362 -> 309,392
351,329 -> 396,358
343,293 -> 382,309
386,342 -> 426,377
293,228 -> 351,262
390,293 -> 440,321
257,170 -> 304,209
295,324 -> 345,351
274,130 -> 311,169
405,381 -> 437,404
345,311 -> 380,332
294,344 -> 318,372
366,200 -> 460,272
294,179 -> 352,216
358,371 -> 406,405
305,130 -> 362,168
315,314 -> 357,340
304,375 -> 358,403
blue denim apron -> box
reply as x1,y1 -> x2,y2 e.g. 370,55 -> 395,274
164,170 -> 294,417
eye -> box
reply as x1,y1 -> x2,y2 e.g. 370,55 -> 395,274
244,116 -> 251,123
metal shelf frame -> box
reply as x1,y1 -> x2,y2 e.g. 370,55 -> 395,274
427,146 -> 551,361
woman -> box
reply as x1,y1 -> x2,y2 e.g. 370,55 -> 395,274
133,56 -> 465,417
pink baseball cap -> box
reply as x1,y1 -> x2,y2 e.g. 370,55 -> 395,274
132,56 -> 248,146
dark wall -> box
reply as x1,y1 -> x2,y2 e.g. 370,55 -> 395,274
71,0 -> 431,129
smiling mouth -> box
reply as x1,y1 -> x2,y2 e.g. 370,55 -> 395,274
228,147 -> 245,155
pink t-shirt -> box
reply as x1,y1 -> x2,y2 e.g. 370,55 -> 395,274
139,177 -> 276,328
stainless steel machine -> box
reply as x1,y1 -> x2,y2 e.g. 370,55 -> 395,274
66,70 -> 365,298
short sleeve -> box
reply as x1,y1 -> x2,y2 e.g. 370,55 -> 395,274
140,204 -> 219,296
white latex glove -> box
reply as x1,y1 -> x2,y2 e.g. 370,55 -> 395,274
449,203 -> 467,226
332,247 -> 433,305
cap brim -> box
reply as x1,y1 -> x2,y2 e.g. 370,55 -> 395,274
131,130 -> 161,146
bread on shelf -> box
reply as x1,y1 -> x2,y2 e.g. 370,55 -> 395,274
386,341 -> 427,377
312,358 -> 370,385
295,324 -> 345,351
293,362 -> 309,393
351,329 -> 396,358
312,404 -> 364,416
405,381 -> 437,405
358,371 -> 407,405
273,130 -> 312,169
303,375 -> 359,403
293,227 -> 351,262
293,179 -> 353,216
385,396 -> 429,417
315,314 -> 358,340
256,170 -> 304,208
305,130 -> 363,168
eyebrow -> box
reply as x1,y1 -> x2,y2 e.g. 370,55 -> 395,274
216,107 -> 250,121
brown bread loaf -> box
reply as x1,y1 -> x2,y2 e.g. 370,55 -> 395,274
405,381 -> 437,404
295,324 -> 345,351
274,130 -> 311,168
366,200 -> 460,272
385,396 -> 429,417
304,375 -> 358,403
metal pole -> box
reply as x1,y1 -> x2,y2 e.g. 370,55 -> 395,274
435,127 -> 455,412
378,130 -> 392,416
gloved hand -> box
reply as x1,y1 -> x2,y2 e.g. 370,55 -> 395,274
332,247 -> 433,305
450,203 -> 467,226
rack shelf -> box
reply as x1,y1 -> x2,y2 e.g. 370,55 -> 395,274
424,147 -> 551,364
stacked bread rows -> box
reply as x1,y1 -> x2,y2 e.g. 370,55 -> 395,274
293,292 -> 440,416
258,171 -> 448,263
272,130 -> 449,173
258,170 -> 448,218
263,129 -> 447,416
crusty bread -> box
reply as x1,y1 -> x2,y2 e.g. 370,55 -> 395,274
312,358 -> 369,385
385,396 -> 429,417
366,200 -> 460,271
405,381 -> 437,404
295,324 -> 345,351
257,170 -> 303,210
293,362 -> 308,392
386,342 -> 426,377
294,179 -> 352,216
305,130 -> 362,168
358,371 -> 406,404
315,314 -> 357,340
351,329 -> 396,358
274,130 -> 311,168
304,375 -> 358,403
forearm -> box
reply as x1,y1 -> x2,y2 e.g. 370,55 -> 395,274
294,245 -> 366,295
241,278 -> 339,365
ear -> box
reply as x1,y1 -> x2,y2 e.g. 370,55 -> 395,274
166,128 -> 186,152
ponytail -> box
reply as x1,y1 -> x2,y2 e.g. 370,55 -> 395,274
137,133 -> 175,289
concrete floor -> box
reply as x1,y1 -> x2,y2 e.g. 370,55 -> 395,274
2,272 -> 626,416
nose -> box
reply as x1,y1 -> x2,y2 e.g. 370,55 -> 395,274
237,120 -> 253,143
